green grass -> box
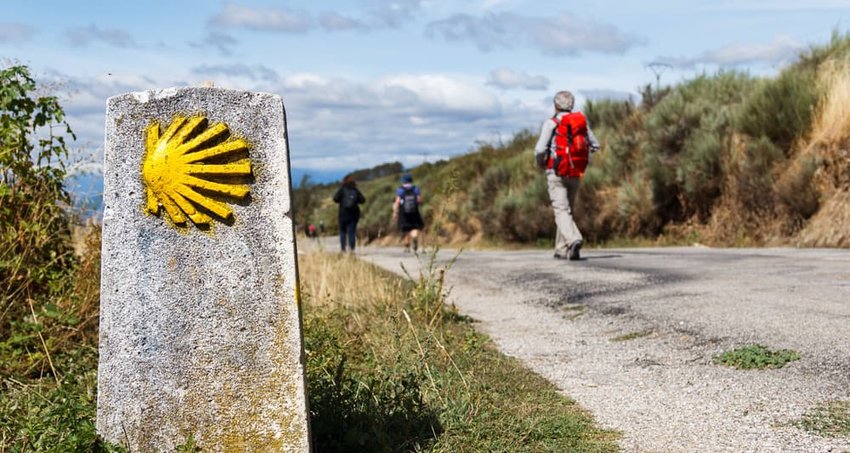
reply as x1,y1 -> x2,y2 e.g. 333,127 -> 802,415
712,344 -> 800,370
300,251 -> 619,452
611,330 -> 655,342
799,401 -> 850,438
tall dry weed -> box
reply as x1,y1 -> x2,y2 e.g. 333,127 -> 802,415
812,58 -> 850,146
805,58 -> 850,191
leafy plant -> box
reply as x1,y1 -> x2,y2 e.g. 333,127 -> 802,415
1,65 -> 78,370
712,344 -> 800,370
0,65 -> 117,451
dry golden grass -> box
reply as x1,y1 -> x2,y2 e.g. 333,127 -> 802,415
299,251 -> 404,311
812,58 -> 850,146
297,250 -> 619,451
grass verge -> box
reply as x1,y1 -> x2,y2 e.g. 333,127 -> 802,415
712,344 -> 800,370
300,250 -> 619,452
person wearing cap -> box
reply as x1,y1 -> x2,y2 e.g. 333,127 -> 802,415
392,172 -> 424,253
534,90 -> 600,261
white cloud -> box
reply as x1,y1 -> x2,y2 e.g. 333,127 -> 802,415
426,12 -> 645,56
378,74 -> 501,115
579,89 -> 636,102
271,72 -> 535,171
0,22 -> 35,43
192,64 -> 279,83
657,34 -> 804,69
209,4 -> 312,33
190,31 -> 239,56
479,0 -> 515,10
701,0 -> 850,12
369,0 -> 424,28
37,69 -> 540,175
65,25 -> 138,48
318,12 -> 367,31
487,69 -> 549,90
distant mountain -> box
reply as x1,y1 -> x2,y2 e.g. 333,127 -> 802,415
291,168 -> 346,185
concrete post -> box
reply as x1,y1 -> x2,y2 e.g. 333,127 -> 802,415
97,87 -> 310,451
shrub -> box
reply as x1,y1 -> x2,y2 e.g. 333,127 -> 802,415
774,154 -> 820,232
737,66 -> 819,152
727,136 -> 785,213
585,98 -> 635,130
0,65 -> 78,376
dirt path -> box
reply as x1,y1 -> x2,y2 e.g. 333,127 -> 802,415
356,244 -> 850,452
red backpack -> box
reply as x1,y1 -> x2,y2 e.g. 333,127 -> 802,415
549,112 -> 589,178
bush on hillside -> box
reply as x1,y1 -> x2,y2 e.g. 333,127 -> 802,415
585,98 -> 635,130
293,35 -> 850,247
737,67 -> 819,152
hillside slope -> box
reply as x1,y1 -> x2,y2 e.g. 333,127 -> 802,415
295,33 -> 850,248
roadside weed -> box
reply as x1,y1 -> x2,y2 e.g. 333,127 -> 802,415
612,330 -> 655,342
799,401 -> 850,437
712,344 -> 800,370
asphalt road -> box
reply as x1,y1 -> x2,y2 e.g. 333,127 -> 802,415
356,245 -> 850,452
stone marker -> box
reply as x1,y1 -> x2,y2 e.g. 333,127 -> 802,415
97,87 -> 310,451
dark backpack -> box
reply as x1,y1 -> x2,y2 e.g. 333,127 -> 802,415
341,187 -> 359,210
401,187 -> 418,214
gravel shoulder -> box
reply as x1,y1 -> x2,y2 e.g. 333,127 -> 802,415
358,245 -> 850,453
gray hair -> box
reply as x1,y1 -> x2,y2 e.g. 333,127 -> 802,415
553,91 -> 575,111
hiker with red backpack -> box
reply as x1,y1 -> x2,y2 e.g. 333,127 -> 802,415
333,175 -> 366,253
393,172 -> 424,253
534,90 -> 600,261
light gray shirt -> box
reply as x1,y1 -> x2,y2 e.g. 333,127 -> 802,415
534,111 -> 600,171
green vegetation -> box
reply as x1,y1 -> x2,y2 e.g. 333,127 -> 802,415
712,344 -> 800,370
0,65 -> 118,451
6,31 -> 850,451
611,329 -> 654,342
1,63 -> 616,451
300,251 -> 618,452
799,401 -> 850,438
296,32 -> 850,248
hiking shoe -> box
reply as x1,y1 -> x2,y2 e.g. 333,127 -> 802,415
568,240 -> 583,261
553,253 -> 568,260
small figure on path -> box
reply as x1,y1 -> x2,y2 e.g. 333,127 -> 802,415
319,220 -> 325,235
307,223 -> 317,239
534,90 -> 600,261
333,175 -> 366,253
393,172 -> 424,253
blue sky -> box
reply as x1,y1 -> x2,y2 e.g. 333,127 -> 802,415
1,0 -> 848,185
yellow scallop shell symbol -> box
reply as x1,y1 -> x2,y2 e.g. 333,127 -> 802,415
142,115 -> 252,227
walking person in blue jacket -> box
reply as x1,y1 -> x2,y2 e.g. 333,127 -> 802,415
392,173 -> 424,253
333,175 -> 366,253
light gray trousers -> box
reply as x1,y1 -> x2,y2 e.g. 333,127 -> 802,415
546,172 -> 583,255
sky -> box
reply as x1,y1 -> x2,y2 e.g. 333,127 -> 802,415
1,0 -> 848,187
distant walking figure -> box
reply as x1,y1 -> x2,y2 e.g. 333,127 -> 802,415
393,172 -> 424,253
534,90 -> 600,261
333,175 -> 366,253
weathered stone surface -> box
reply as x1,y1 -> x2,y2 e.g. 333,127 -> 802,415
97,87 -> 310,451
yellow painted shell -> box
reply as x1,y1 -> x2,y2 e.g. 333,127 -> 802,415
142,115 -> 252,226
